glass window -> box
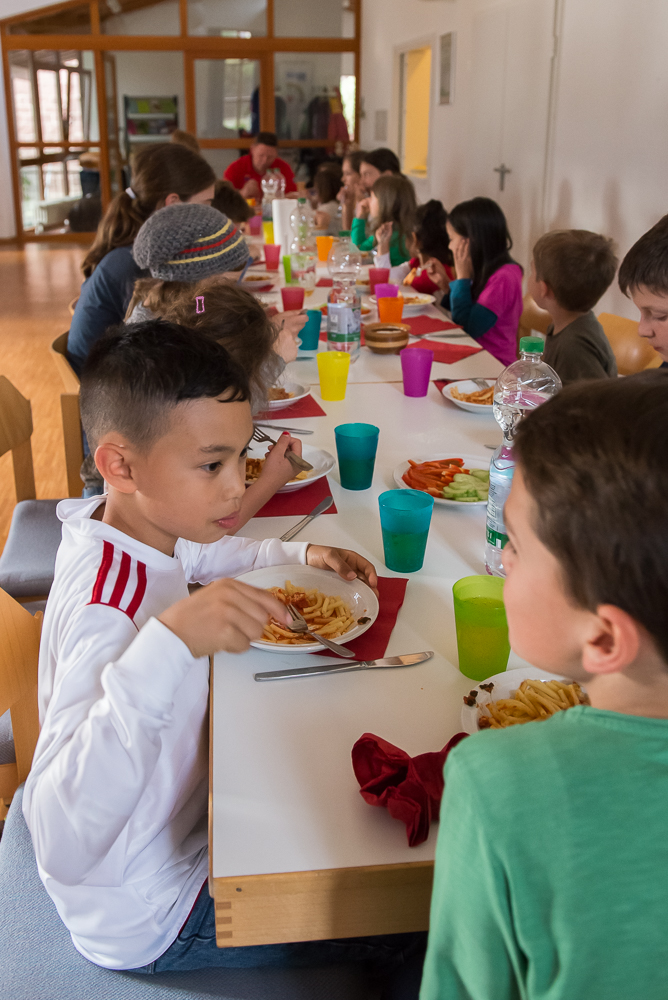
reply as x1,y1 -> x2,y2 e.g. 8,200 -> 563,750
188,0 -> 267,37
37,69 -> 63,143
7,4 -> 90,35
274,52 -> 355,142
273,0 -> 356,38
100,0 -> 180,36
9,52 -> 37,143
194,58 -> 261,139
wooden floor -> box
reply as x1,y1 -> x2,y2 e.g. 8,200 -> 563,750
0,243 -> 86,551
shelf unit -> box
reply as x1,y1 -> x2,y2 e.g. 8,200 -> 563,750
124,96 -> 178,151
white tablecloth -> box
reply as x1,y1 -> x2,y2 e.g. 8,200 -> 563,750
211,377 -> 528,879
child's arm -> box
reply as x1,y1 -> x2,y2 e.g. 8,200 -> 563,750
449,279 -> 498,337
351,215 -> 375,252
24,584 -> 289,885
235,433 -> 304,527
420,753 -> 522,1000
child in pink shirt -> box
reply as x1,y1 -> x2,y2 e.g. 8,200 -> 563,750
426,197 -> 523,367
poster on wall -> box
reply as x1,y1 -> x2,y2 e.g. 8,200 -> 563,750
439,33 -> 455,105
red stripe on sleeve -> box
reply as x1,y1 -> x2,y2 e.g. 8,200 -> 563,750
125,561 -> 147,621
90,540 -> 114,605
108,551 -> 131,609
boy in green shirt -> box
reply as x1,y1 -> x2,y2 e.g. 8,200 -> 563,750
421,371 -> 668,1000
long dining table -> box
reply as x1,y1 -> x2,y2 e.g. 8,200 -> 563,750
208,261 -> 528,947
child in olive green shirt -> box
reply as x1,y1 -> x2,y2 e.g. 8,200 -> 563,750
421,371 -> 668,1000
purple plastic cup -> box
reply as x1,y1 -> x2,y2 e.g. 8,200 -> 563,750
374,283 -> 398,300
400,348 -> 434,397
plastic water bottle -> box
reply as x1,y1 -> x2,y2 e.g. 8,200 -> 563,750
289,197 -> 317,293
260,172 -> 282,224
484,337 -> 562,576
326,236 -> 363,356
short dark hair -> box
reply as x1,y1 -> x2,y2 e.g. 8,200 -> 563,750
314,165 -> 342,205
80,321 -> 249,452
514,370 -> 668,664
618,214 -> 668,298
361,148 -> 401,174
533,230 -> 618,313
255,131 -> 278,147
211,180 -> 253,223
344,149 -> 367,174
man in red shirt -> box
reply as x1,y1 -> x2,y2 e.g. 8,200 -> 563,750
224,132 -> 297,200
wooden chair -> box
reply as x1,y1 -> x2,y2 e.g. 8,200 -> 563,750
0,377 -> 63,604
50,333 -> 84,498
597,313 -> 663,376
0,588 -> 41,806
518,293 -> 551,341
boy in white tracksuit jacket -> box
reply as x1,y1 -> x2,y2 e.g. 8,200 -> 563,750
22,321 -> 428,992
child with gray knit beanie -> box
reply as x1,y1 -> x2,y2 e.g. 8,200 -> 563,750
127,202 -> 251,322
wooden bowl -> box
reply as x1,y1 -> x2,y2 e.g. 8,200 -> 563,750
364,322 -> 411,354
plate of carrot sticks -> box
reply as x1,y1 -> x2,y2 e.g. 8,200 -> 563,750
393,454 -> 490,506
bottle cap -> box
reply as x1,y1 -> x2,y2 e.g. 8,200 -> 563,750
519,336 -> 544,354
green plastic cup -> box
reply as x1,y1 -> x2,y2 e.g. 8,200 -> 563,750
452,575 -> 510,681
335,423 -> 379,490
378,489 -> 434,572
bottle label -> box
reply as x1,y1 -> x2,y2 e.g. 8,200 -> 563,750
486,526 -> 509,549
327,302 -> 361,337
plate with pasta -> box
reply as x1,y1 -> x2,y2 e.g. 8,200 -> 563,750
235,566 -> 379,653
460,666 -> 589,734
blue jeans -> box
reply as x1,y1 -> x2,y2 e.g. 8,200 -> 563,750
131,886 -> 426,999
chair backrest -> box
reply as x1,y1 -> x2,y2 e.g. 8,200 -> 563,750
50,333 -> 84,498
0,588 -> 41,802
518,293 -> 552,339
597,313 -> 663,376
0,377 -> 36,503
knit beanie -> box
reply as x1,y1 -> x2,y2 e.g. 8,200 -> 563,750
132,203 -> 250,281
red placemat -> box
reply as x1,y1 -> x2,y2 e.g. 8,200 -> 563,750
316,277 -> 333,287
255,476 -> 336,518
404,316 -> 461,337
405,339 -> 481,364
256,395 -> 326,420
315,577 -> 409,660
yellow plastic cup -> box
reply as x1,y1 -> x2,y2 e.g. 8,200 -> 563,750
262,220 -> 275,244
316,235 -> 334,262
317,351 -> 351,401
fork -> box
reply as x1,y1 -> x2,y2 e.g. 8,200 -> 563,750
251,426 -> 313,472
471,378 -> 491,390
286,603 -> 357,658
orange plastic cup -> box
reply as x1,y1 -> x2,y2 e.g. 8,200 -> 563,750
378,296 -> 404,323
316,235 -> 334,262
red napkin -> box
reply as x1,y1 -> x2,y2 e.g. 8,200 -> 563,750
316,277 -> 334,287
315,576 -> 408,660
352,732 -> 469,846
255,395 -> 327,420
404,339 -> 481,365
254,476 -> 337,517
404,316 -> 461,337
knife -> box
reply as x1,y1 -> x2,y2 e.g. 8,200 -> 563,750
254,650 -> 434,681
279,496 -> 334,542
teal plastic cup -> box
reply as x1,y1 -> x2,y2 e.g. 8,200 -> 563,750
299,309 -> 322,351
378,489 -> 434,572
334,423 -> 380,490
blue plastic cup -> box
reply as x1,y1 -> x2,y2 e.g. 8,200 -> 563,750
334,423 -> 380,491
378,489 -> 434,572
298,309 -> 322,351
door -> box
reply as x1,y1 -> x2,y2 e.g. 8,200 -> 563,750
466,0 -> 556,270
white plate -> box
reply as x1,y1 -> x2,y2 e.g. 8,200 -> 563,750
247,443 -> 335,492
393,452 -> 490,507
235,564 -> 379,653
460,666 -> 575,734
369,292 -> 435,315
241,271 -> 275,292
265,381 -> 310,411
441,379 -> 496,414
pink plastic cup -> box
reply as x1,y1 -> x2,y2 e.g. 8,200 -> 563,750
264,244 -> 281,270
280,286 -> 305,311
368,268 -> 390,295
374,282 -> 399,300
249,215 -> 262,235
400,348 -> 434,397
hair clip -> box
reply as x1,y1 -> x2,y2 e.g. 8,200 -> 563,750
125,186 -> 136,199
195,295 -> 205,314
